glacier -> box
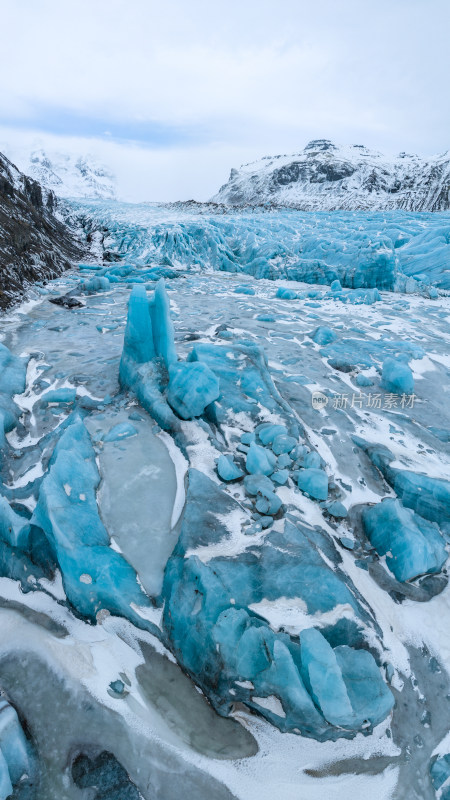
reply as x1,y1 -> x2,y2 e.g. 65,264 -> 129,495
67,199 -> 450,290
0,199 -> 448,800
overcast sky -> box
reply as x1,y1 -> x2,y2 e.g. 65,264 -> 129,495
1,0 -> 449,201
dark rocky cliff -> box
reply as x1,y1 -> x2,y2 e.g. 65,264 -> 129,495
0,152 -> 84,309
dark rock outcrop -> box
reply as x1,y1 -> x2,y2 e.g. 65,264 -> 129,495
0,151 -> 84,309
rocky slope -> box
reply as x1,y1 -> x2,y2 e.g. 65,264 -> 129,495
211,139 -> 450,211
0,151 -> 84,308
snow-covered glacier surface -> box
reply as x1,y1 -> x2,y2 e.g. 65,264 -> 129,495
0,201 -> 449,800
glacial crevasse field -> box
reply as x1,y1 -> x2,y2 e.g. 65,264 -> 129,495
0,201 -> 449,800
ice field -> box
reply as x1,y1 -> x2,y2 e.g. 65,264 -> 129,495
0,203 -> 449,799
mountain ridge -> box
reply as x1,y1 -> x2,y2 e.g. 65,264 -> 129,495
211,139 -> 450,211
2,148 -> 117,201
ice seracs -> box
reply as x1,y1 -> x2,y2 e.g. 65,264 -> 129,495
72,198 -> 450,289
119,280 -> 221,426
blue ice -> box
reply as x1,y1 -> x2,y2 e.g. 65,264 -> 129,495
362,498 -> 447,582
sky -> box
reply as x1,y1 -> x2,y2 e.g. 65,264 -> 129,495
1,0 -> 449,201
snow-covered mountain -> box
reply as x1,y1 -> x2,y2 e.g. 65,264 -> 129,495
211,139 -> 450,211
16,149 -> 117,201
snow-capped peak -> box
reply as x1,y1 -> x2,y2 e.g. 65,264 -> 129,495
211,140 -> 450,211
17,149 -> 117,201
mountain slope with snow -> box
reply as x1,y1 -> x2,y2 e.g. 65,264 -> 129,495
0,151 -> 84,307
211,140 -> 450,211
14,149 -> 117,201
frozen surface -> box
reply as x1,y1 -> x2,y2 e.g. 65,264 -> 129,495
0,201 -> 449,799
362,499 -> 447,582
86,408 -> 178,598
68,199 -> 450,289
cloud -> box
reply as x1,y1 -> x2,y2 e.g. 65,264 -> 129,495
1,0 -> 449,199
0,125 -> 265,202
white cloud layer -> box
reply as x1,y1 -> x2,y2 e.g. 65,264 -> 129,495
0,126 -> 266,202
1,0 -> 449,200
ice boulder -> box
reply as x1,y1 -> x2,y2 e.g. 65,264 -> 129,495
298,468 -> 328,501
271,434 -> 297,455
353,438 -> 450,532
255,490 -> 281,515
333,645 -> 395,727
355,373 -> 373,387
82,276 -> 110,293
168,361 -> 219,419
276,287 -> 297,300
272,469 -> 289,485
300,629 -> 394,729
217,455 -> 244,481
303,451 -> 322,469
246,443 -> 277,476
257,424 -> 287,446
362,498 -> 446,582
345,288 -> 381,305
389,470 -> 450,531
326,500 -> 348,518
381,357 -> 414,395
277,453 -> 292,468
311,326 -> 336,345
244,474 -> 275,496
